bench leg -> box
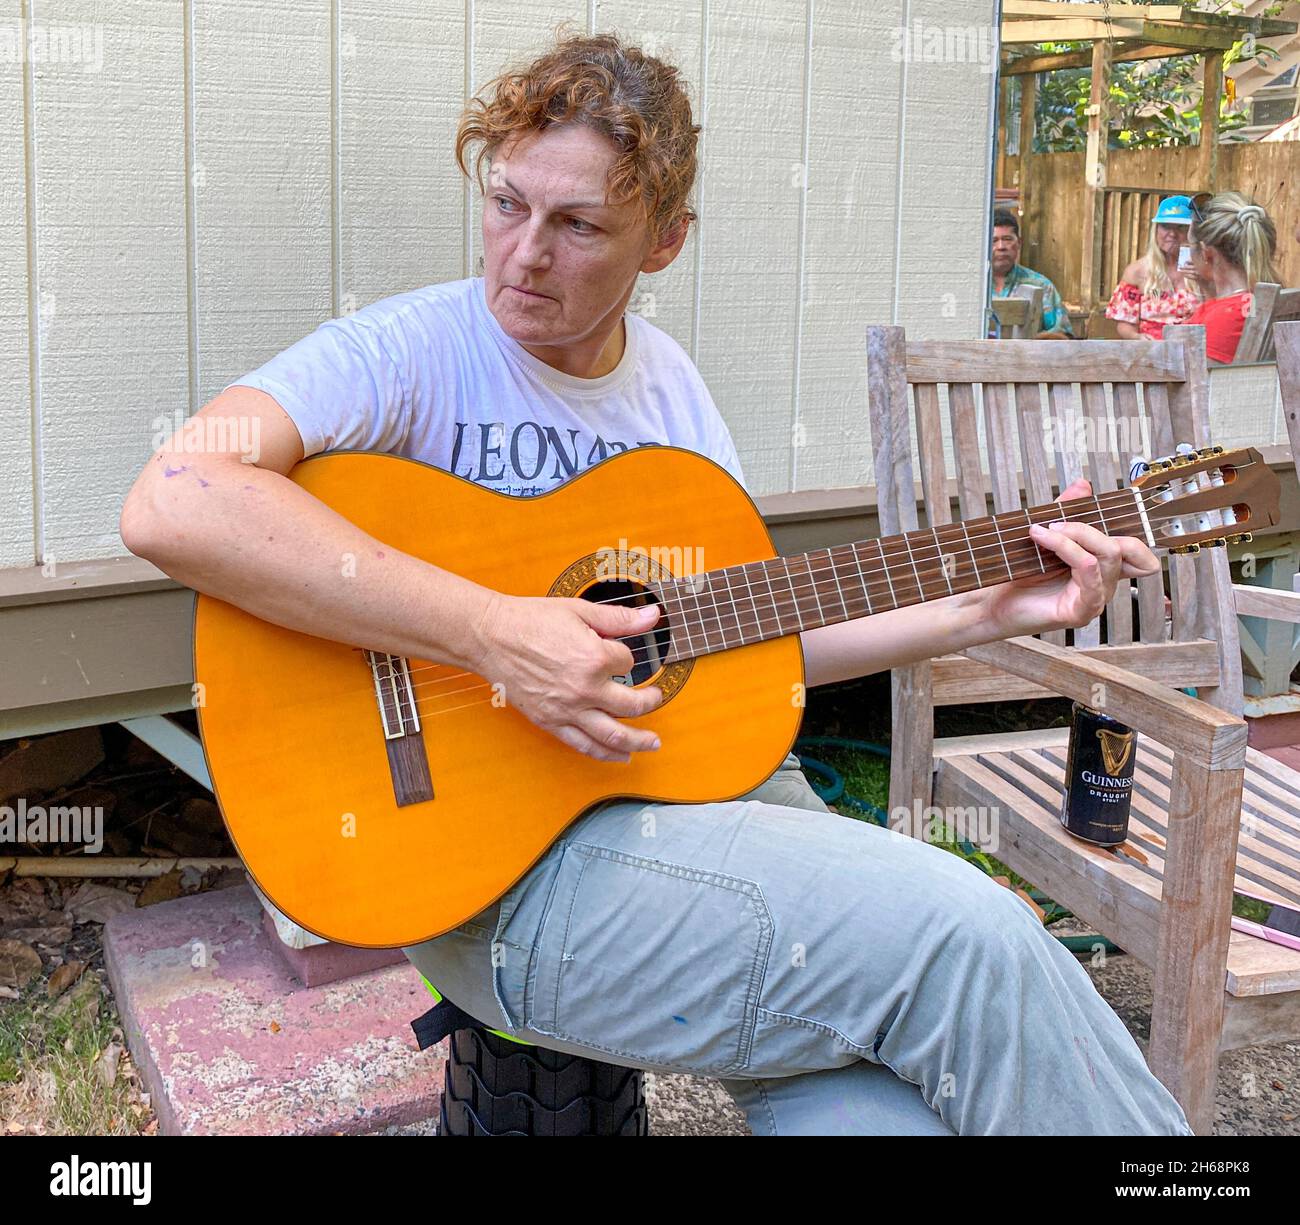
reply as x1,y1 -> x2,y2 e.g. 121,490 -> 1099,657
1148,752 -> 1244,1135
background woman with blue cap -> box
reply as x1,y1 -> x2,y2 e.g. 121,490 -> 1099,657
1104,194 -> 1202,340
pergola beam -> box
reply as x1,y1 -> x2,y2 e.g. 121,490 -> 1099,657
1002,42 -> 1202,75
1003,2 -> 1182,18
1002,19 -> 1238,50
1001,1 -> 1295,39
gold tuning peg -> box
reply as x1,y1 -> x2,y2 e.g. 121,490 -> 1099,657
1225,532 -> 1253,544
1171,455 -> 1194,467
1169,543 -> 1202,554
1208,538 -> 1228,547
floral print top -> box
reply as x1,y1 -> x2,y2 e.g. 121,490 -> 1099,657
1105,274 -> 1201,341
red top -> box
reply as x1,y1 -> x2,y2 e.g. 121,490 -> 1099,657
1183,291 -> 1253,363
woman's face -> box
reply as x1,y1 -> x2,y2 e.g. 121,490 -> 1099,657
1188,228 -> 1214,282
479,123 -> 685,366
1155,223 -> 1186,255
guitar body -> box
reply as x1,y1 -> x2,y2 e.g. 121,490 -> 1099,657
194,447 -> 803,948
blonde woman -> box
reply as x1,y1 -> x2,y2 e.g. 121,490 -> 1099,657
1104,195 -> 1201,340
1184,191 -> 1279,363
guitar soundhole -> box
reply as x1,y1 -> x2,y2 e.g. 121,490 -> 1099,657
578,580 -> 671,686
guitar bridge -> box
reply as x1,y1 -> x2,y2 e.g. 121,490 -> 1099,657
365,650 -> 434,805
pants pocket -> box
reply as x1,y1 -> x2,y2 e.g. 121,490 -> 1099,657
521,841 -> 774,1076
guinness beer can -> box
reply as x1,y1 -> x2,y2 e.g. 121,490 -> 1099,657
1061,702 -> 1136,846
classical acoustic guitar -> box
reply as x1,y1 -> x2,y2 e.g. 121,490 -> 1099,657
193,444 -> 1279,947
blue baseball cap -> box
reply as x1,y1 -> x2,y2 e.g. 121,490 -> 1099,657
1153,195 -> 1193,226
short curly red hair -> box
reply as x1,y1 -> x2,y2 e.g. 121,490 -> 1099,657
455,27 -> 701,248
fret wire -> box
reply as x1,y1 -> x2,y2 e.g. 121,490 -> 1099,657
805,551 -> 827,625
932,525 -> 955,594
992,514 -> 1014,581
1025,508 -> 1046,574
828,545 -> 852,620
876,539 -> 898,607
665,582 -> 696,665
702,568 -> 725,651
1092,492 -> 1108,533
743,566 -> 759,642
760,557 -> 784,637
901,532 -> 925,602
721,566 -> 747,645
681,575 -> 710,658
738,564 -> 764,642
659,582 -> 690,663
655,489 -> 1152,660
681,582 -> 702,660
781,557 -> 805,631
963,523 -> 982,586
851,542 -> 873,614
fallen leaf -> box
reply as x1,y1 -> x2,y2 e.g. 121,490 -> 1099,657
4,924 -> 72,946
97,1041 -> 122,1089
64,881 -> 136,924
47,973 -> 100,1019
46,959 -> 85,999
136,870 -> 183,908
0,938 -> 42,990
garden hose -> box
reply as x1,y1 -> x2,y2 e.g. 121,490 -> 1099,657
792,735 -> 1122,955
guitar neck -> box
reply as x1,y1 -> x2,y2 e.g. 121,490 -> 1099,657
654,487 -> 1151,663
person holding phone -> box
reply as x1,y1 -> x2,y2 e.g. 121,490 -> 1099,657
1182,191 -> 1279,363
1104,195 -> 1202,340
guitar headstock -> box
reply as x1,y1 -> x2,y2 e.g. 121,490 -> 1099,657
1129,445 -> 1279,554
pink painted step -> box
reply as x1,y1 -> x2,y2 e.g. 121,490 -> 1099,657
102,884 -> 443,1135
1247,708 -> 1300,751
259,911 -> 408,988
1260,742 -> 1300,774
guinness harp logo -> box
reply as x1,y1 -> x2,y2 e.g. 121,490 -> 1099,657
1097,727 -> 1135,775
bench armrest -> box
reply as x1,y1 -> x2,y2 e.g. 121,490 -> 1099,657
1232,582 -> 1300,624
961,635 -> 1246,770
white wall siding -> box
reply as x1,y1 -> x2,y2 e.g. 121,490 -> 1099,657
8,0 -> 1016,567
0,0 -> 34,568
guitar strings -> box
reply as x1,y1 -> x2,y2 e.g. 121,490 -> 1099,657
353,483 -> 1216,717
375,479 -> 1210,687
375,485 -> 1217,705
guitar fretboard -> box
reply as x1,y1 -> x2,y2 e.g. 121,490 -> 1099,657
650,490 -> 1146,663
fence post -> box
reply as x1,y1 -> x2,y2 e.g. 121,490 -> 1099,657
1080,39 -> 1113,332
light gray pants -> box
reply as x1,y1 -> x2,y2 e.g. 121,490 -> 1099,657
403,752 -> 1193,1136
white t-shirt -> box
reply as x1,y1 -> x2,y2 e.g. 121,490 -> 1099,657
226,276 -> 746,497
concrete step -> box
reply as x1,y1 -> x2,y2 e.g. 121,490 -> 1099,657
103,883 -> 443,1135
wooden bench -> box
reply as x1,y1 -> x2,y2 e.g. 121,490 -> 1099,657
866,322 -> 1300,1135
990,283 -> 1044,339
1236,283 -> 1300,363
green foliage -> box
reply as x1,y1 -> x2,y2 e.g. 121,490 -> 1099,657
1023,31 -> 1280,153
